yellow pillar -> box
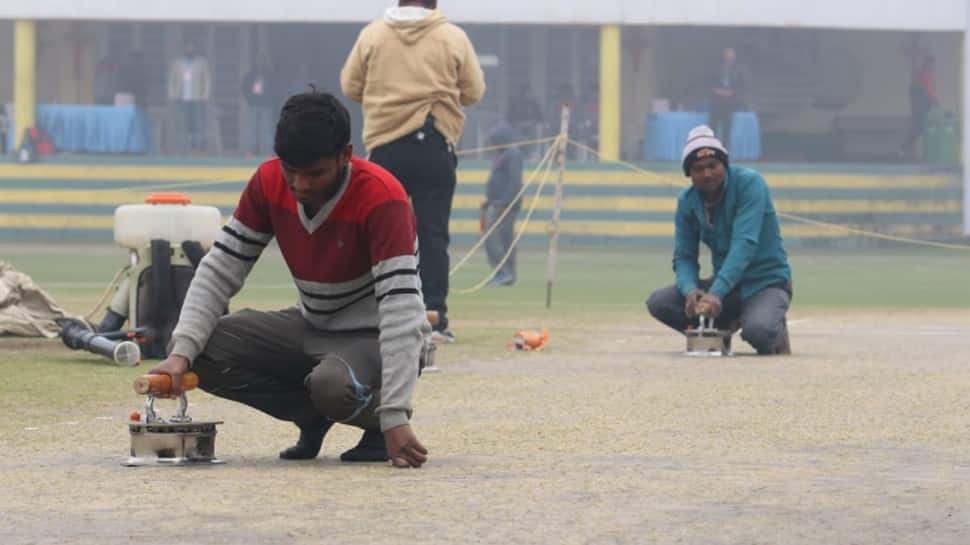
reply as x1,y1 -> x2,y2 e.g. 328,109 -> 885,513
14,20 -> 36,149
963,16 -> 970,235
598,25 -> 621,162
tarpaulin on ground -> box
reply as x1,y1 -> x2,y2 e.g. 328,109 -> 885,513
0,261 -> 71,338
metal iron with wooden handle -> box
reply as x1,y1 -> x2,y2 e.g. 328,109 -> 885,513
133,372 -> 199,396
125,370 -> 225,466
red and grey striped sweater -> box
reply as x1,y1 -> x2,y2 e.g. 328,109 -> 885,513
171,156 -> 430,431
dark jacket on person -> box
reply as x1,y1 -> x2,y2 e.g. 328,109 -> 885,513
485,123 -> 523,211
241,67 -> 276,107
711,63 -> 747,109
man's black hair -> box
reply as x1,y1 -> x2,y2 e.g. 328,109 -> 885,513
274,88 -> 351,168
401,0 -> 437,8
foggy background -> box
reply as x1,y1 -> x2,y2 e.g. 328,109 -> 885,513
0,19 -> 961,164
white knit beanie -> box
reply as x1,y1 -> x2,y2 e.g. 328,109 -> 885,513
681,125 -> 729,176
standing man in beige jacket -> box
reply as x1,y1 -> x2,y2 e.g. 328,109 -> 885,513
342,0 -> 486,343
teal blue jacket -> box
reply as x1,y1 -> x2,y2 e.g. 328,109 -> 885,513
673,166 -> 791,300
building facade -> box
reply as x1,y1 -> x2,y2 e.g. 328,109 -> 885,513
1,0 -> 966,163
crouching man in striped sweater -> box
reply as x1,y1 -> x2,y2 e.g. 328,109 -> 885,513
149,90 -> 432,468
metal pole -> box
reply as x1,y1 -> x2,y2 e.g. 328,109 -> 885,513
546,106 -> 570,309
964,6 -> 970,235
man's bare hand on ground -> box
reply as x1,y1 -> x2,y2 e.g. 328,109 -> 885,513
148,355 -> 190,397
384,424 -> 428,468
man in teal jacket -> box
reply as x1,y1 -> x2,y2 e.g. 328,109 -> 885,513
647,125 -> 792,354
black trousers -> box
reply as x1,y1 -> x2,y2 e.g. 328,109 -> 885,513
902,85 -> 932,152
646,280 -> 792,354
370,120 -> 457,331
175,101 -> 207,151
709,97 -> 739,149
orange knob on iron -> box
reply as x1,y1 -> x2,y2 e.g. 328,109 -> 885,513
133,372 -> 199,395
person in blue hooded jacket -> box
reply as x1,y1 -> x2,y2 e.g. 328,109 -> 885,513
646,125 -> 792,354
482,122 -> 523,286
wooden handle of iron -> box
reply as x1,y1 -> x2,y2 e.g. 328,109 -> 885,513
133,372 -> 199,395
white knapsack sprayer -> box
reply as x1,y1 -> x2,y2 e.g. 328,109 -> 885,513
72,193 -> 222,361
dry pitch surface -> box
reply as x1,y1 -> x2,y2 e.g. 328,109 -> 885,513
1,309 -> 968,544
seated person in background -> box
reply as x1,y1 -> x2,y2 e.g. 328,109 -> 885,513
646,126 -> 792,355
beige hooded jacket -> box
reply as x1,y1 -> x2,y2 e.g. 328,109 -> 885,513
341,6 -> 486,151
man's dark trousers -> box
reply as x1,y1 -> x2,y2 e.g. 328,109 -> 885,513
370,118 -> 457,332
646,279 -> 791,354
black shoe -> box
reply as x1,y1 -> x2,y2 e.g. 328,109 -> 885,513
340,429 -> 389,462
279,419 -> 335,460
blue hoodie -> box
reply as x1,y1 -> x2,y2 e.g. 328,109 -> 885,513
485,123 -> 523,211
673,166 -> 791,300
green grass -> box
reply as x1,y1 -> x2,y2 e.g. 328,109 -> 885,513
453,245 -> 970,313
2,242 -> 966,391
3,243 -> 969,317
0,344 -> 146,433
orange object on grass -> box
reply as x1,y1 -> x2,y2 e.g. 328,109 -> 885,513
145,193 -> 192,205
512,329 -> 550,351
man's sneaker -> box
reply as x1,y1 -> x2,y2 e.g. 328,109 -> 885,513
431,329 -> 456,344
488,272 -> 516,286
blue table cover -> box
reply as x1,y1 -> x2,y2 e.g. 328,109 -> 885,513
644,111 -> 761,162
6,104 -> 151,154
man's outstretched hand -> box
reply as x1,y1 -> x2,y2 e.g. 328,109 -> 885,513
384,424 -> 428,468
148,355 -> 191,398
